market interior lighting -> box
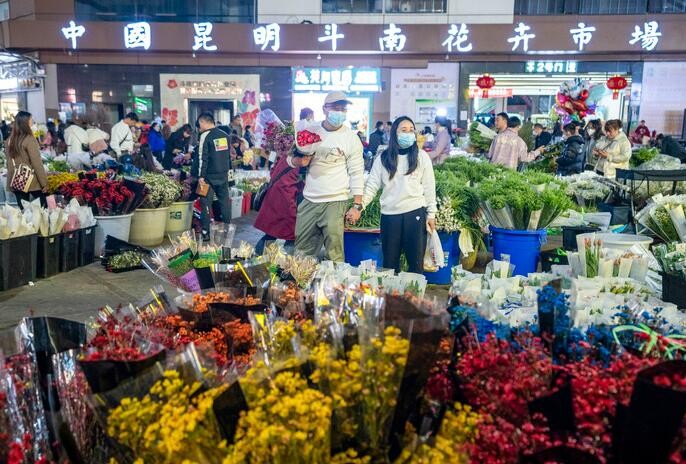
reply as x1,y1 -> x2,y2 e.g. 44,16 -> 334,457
436,108 -> 448,117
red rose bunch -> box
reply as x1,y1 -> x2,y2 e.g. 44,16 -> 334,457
297,130 -> 321,147
61,178 -> 136,216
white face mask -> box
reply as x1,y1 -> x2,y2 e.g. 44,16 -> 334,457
587,129 -> 595,136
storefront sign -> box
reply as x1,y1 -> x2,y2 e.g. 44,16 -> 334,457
44,16 -> 682,57
175,79 -> 244,96
468,88 -> 513,98
525,61 -> 578,73
292,67 -> 381,93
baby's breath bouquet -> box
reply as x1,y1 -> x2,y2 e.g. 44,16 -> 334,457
139,172 -> 182,209
435,196 -> 461,233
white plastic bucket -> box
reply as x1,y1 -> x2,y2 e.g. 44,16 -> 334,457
165,201 -> 194,235
94,213 -> 134,255
230,187 -> 243,220
576,232 -> 653,253
129,207 -> 170,247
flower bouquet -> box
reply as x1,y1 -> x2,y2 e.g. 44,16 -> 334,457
295,129 -> 323,155
139,172 -> 182,209
60,178 -> 140,216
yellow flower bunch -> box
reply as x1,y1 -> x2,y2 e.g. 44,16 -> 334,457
331,449 -> 372,464
394,403 -> 479,464
225,371 -> 332,464
359,325 -> 410,458
309,342 -> 362,442
46,172 -> 78,194
107,370 -> 227,464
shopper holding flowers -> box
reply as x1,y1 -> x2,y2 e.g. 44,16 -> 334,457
347,116 -> 436,273
292,91 -> 364,262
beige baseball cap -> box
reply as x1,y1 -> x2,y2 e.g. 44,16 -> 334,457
324,91 -> 352,106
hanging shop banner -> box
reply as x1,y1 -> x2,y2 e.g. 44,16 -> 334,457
5,15 -> 686,58
292,67 -> 381,93
160,73 -> 260,130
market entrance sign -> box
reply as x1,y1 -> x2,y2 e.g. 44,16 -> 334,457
525,61 -> 578,74
292,67 -> 381,93
42,16 -> 683,56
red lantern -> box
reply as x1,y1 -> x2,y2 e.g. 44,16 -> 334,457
475,74 -> 496,98
606,75 -> 628,100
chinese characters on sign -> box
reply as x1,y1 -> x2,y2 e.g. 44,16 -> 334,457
124,22 -> 151,50
629,21 -> 661,51
61,20 -> 85,49
292,67 -> 381,93
570,22 -> 595,51
442,24 -> 472,53
193,22 -> 217,51
58,20 -> 670,55
507,22 -> 535,52
318,24 -> 344,52
525,61 -> 578,73
253,23 -> 281,51
379,23 -> 406,52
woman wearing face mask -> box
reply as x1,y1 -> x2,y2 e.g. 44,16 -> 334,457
148,122 -> 166,163
583,119 -> 603,171
6,111 -> 49,209
556,123 -> 585,176
428,116 -> 452,165
594,119 -> 632,178
348,116 -> 436,273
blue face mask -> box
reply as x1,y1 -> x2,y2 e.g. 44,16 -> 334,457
326,110 -> 346,127
397,132 -> 416,149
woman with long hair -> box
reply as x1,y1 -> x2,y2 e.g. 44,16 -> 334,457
347,116 -> 437,273
6,111 -> 48,209
163,123 -> 193,169
583,119 -> 604,170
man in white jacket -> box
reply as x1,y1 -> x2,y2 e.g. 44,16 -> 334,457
63,121 -> 89,154
291,91 -> 364,262
110,112 -> 139,157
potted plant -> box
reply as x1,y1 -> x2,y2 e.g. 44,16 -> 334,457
165,177 -> 195,236
129,173 -> 182,247
61,177 -> 140,255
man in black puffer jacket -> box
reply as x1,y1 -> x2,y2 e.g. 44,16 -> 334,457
556,122 -> 585,176
197,112 -> 232,238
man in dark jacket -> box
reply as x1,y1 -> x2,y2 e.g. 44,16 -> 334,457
367,121 -> 384,156
197,112 -> 232,238
533,123 -> 552,149
656,134 -> 686,162
556,122 -> 585,176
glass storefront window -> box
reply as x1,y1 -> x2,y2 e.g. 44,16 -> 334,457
384,0 -> 447,13
648,0 -> 686,12
75,0 -> 255,23
514,0 -> 565,15
321,0 -> 382,13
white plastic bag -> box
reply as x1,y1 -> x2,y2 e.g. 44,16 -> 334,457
423,230 -> 445,272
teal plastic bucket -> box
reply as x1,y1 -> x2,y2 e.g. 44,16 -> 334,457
424,231 -> 460,285
490,226 -> 547,276
343,229 -> 383,266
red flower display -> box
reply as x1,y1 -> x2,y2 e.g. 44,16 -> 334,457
297,130 -> 322,147
60,178 -> 137,216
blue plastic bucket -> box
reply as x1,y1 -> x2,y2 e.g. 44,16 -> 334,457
424,231 -> 460,285
344,229 -> 383,266
490,226 -> 547,276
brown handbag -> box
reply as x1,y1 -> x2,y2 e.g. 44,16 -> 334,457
196,180 -> 209,197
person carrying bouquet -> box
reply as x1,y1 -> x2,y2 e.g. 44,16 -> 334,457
291,91 -> 364,262
346,116 -> 436,273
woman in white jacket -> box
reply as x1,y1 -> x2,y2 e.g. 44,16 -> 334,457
346,116 -> 437,273
594,119 -> 632,178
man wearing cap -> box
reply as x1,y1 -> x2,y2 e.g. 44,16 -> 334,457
290,91 -> 365,262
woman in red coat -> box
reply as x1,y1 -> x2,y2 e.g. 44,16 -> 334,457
253,154 -> 304,253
